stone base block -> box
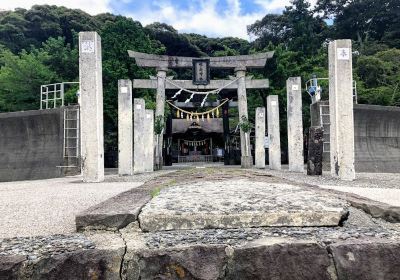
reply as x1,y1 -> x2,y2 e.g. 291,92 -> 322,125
329,240 -> 400,280
241,156 -> 253,168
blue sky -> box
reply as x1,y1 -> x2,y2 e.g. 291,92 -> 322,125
1,0 -> 318,40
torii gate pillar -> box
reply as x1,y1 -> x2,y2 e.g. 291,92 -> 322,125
155,68 -> 167,170
236,67 -> 252,168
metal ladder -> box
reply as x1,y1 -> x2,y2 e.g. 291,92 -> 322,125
319,104 -> 330,153
63,107 -> 80,168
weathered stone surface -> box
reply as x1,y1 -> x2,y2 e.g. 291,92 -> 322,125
132,78 -> 270,90
287,77 -> 304,172
329,240 -> 400,280
255,107 -> 266,169
118,79 -> 133,176
29,249 -> 122,280
0,255 -> 26,279
139,180 -> 349,231
128,50 -> 273,69
143,109 -> 154,172
307,126 -> 324,176
125,245 -> 228,280
134,98 -> 146,173
226,239 -> 336,280
267,95 -> 281,170
0,232 -> 124,280
328,39 -> 355,180
236,69 -> 252,168
155,70 -> 166,170
76,188 -> 151,231
79,31 -> 104,183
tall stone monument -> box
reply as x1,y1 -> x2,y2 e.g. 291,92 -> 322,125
118,79 -> 133,176
255,107 -> 266,168
79,32 -> 104,182
267,95 -> 281,170
287,77 -> 304,172
134,98 -> 146,173
236,68 -> 252,168
155,69 -> 166,168
328,40 -> 355,180
144,109 -> 154,172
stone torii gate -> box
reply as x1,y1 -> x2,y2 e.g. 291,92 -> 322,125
128,51 -> 274,168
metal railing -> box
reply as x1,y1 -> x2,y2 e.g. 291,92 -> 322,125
40,82 -> 79,109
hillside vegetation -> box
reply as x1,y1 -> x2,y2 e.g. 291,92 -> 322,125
0,0 -> 398,150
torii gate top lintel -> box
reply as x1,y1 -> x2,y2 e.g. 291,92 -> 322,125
128,50 -> 274,69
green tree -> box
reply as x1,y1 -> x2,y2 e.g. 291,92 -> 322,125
0,49 -> 57,112
248,0 -> 327,55
100,16 -> 165,150
315,0 -> 400,50
40,36 -> 78,81
356,49 -> 400,106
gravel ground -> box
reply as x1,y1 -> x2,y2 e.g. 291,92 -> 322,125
0,171 -> 171,238
260,169 -> 400,206
319,185 -> 400,207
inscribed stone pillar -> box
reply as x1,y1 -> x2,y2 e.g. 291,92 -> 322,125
118,79 -> 133,176
287,77 -> 304,172
235,68 -> 252,168
144,109 -> 154,172
328,40 -> 355,180
255,107 -> 266,168
134,98 -> 145,173
78,31 -> 104,182
267,95 -> 281,170
155,69 -> 167,169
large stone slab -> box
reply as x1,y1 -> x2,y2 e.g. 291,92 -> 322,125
76,187 -> 151,231
329,240 -> 400,280
138,180 -> 349,232
226,239 -> 336,280
0,232 -> 124,280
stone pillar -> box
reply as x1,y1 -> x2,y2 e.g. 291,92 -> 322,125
287,77 -> 304,172
328,40 -> 355,180
155,69 -> 167,169
134,98 -> 145,173
222,101 -> 231,165
144,109 -> 154,172
255,107 -> 266,168
78,31 -> 104,182
164,113 -> 173,166
235,67 -> 252,168
307,127 -> 323,176
267,95 -> 281,170
118,80 -> 133,176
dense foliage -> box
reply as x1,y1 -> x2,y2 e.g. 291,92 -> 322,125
0,0 -> 398,151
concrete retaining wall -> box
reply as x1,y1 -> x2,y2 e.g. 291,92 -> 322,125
310,102 -> 400,173
0,108 -> 65,182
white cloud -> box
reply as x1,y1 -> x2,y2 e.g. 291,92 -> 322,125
255,0 -> 318,12
127,0 -> 269,40
0,0 -> 111,15
0,0 -> 319,39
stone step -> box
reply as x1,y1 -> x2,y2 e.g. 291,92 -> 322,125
138,180 -> 349,232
